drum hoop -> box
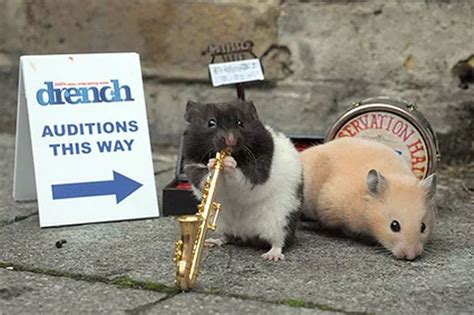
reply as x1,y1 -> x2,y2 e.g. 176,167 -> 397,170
326,99 -> 440,177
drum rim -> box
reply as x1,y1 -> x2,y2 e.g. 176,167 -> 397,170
326,99 -> 440,178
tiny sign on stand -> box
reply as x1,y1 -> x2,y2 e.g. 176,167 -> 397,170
13,53 -> 159,227
203,40 -> 264,98
209,59 -> 264,87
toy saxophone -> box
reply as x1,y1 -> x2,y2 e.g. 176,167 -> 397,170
173,150 -> 229,290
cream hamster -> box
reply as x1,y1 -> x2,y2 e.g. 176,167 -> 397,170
182,99 -> 303,261
300,137 -> 437,260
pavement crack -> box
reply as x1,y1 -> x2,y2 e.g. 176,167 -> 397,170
0,212 -> 37,227
193,289 -> 366,314
0,262 -> 178,295
13,212 -> 37,223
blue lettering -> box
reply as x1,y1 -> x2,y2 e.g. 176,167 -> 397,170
97,140 -> 113,153
42,125 -> 54,137
100,86 -> 114,103
114,141 -> 125,151
54,88 -> 66,105
36,80 -> 134,106
123,139 -> 134,151
103,122 -> 115,133
49,143 -> 60,156
36,82 -> 55,105
81,142 -> 92,154
53,125 -> 66,137
50,142 -> 92,156
78,87 -> 100,103
116,121 -> 128,133
128,120 -> 139,132
64,88 -> 81,104
66,124 -> 79,136
97,139 -> 134,153
111,80 -> 134,102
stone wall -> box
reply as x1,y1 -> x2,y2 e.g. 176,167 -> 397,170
0,0 -> 472,162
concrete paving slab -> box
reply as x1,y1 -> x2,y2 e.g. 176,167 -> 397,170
143,292 -> 328,315
0,200 -> 471,314
0,215 -> 179,284
0,268 -> 166,314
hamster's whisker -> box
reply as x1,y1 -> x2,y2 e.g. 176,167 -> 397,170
423,244 -> 436,252
242,145 -> 257,164
192,146 -> 208,162
198,148 -> 214,164
373,246 -> 391,256
243,145 -> 260,175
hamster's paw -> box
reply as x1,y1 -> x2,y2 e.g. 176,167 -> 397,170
205,237 -> 227,248
207,159 -> 216,171
223,156 -> 237,172
261,247 -> 285,261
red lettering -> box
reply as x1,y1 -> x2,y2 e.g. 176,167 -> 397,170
378,114 -> 387,129
370,114 -> 380,129
412,155 -> 426,166
408,139 -> 424,155
359,114 -> 369,129
385,116 -> 394,131
342,125 -> 357,137
338,130 -> 350,137
350,120 -> 363,133
392,120 -> 403,135
399,125 -> 415,142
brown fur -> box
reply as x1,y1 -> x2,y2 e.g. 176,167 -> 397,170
301,137 -> 437,260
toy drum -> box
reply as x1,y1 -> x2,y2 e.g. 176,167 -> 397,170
326,96 -> 440,180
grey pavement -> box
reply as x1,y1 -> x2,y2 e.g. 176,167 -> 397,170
0,132 -> 473,314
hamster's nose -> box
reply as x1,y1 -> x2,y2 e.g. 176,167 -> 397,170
225,133 -> 237,147
403,248 -> 418,261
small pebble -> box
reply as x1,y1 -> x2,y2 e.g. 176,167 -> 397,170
55,239 -> 67,248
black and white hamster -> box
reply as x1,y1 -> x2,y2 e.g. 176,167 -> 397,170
182,99 -> 303,261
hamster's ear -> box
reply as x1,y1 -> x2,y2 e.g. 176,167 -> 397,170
419,173 -> 437,202
184,100 -> 200,123
366,169 -> 388,197
244,100 -> 258,120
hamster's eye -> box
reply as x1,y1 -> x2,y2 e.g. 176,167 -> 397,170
420,222 -> 426,233
390,220 -> 401,232
208,118 -> 217,128
237,119 -> 244,128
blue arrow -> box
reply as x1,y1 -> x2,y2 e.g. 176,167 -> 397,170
52,171 -> 143,204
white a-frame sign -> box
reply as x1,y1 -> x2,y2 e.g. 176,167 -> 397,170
14,53 -> 159,227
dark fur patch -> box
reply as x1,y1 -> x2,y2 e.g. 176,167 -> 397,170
225,234 -> 272,250
183,164 -> 208,188
236,136 -> 273,186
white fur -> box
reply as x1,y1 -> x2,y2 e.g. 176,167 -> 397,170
201,126 -> 303,250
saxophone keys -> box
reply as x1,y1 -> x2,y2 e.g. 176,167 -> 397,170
208,202 -> 221,230
174,240 -> 183,263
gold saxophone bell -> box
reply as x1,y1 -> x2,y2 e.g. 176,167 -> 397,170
174,215 -> 199,290
174,150 -> 228,290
